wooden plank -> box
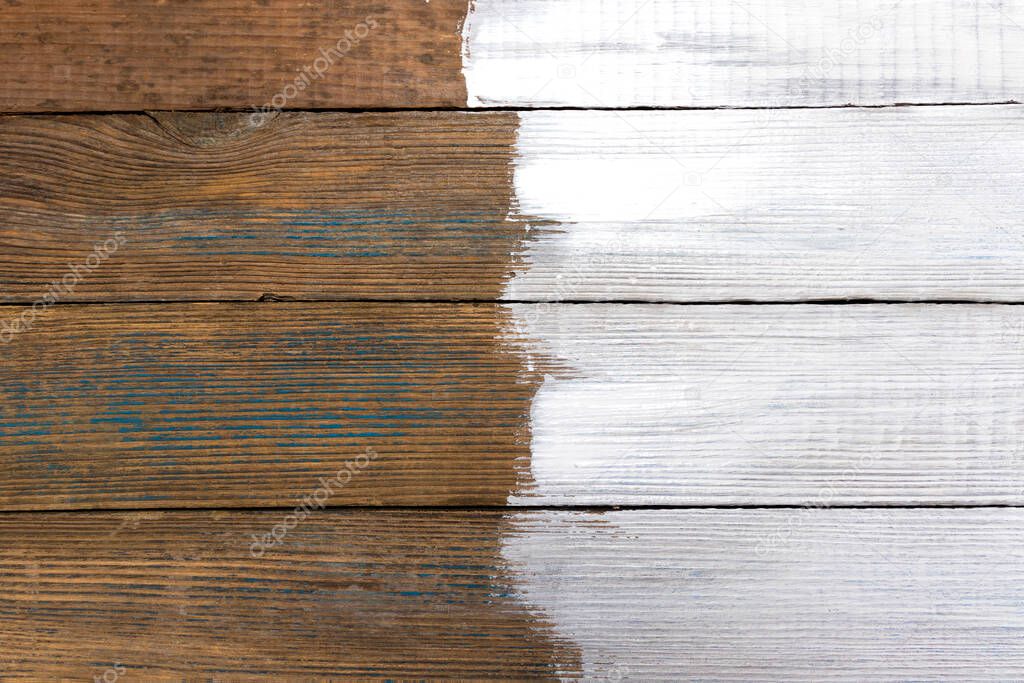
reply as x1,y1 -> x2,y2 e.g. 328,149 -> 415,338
3,1 -> 1024,111
0,111 -> 522,302
3,107 -> 1024,303
507,303 -> 1024,506
0,303 -> 536,509
463,0 -> 1024,107
1,508 -> 1022,679
0,0 -> 468,112
3,302 -> 1024,510
506,106 -> 1024,302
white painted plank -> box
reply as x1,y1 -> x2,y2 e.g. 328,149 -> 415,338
506,106 -> 1024,302
504,304 -> 1024,505
462,0 -> 1024,107
503,508 -> 1024,681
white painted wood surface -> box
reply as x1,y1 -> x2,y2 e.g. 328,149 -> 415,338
505,105 -> 1024,302
502,508 -> 1024,680
504,304 -> 1024,505
462,0 -> 1024,107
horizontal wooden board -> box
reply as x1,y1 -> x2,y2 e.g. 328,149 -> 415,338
1,508 -> 1022,680
3,107 -> 1024,303
0,111 -> 523,302
508,105 -> 1024,302
3,1 -> 1023,110
3,302 -> 1024,509
508,303 -> 1024,506
0,0 -> 468,112
0,303 -> 538,509
462,0 -> 1024,107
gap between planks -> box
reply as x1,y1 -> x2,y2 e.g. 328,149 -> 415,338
0,503 -> 1021,516
3,298 -> 1024,308
0,101 -> 1020,117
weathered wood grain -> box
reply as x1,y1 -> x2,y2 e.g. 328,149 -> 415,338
0,0 -> 468,112
0,510 -> 581,680
0,303 -> 544,509
1,508 -> 1022,680
3,107 -> 1024,303
463,0 -> 1024,107
3,302 -> 1024,509
0,111 -> 526,303
3,0 -> 1023,110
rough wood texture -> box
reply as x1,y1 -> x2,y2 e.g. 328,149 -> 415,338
1,508 -> 1022,680
463,0 -> 1024,107
3,302 -> 1024,510
0,303 -> 545,509
0,510 -> 581,680
3,107 -> 1024,303
6,1 -> 1023,678
0,111 -> 525,302
0,0 -> 468,112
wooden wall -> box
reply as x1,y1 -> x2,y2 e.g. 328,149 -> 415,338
1,1 -> 1022,679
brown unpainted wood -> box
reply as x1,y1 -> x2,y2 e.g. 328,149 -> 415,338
0,111 -> 528,302
0,0 -> 468,112
0,302 -> 555,510
2,509 -> 1023,680
0,510 -> 582,680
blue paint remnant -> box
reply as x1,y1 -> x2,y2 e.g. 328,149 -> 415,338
148,207 -> 512,259
107,494 -> 169,502
91,416 -> 145,427
418,562 -> 490,571
177,234 -> 259,241
3,271 -> 513,469
1,427 -> 53,437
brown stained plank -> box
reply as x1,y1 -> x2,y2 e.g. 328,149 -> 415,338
0,510 -> 582,680
0,0 -> 468,112
0,111 -> 527,303
0,302 -> 551,510
2,509 -> 1023,680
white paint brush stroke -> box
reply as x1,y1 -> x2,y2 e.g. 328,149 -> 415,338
501,509 -> 1024,679
505,106 -> 1024,302
462,0 -> 1024,107
503,304 -> 1024,505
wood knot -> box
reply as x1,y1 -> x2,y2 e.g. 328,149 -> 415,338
144,111 -> 275,147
